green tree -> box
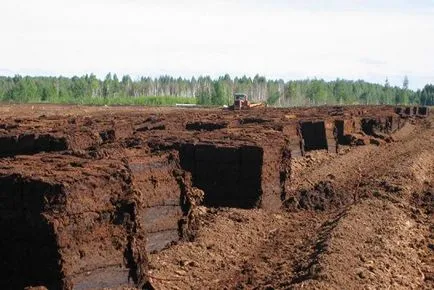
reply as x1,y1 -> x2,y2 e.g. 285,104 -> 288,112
211,81 -> 226,105
70,76 -> 87,99
420,84 -> 434,106
333,79 -> 352,104
307,79 -> 328,105
0,73 -> 421,106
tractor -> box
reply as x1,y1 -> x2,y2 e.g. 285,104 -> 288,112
229,93 -> 265,110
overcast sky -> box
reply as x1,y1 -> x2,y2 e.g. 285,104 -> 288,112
1,0 -> 434,89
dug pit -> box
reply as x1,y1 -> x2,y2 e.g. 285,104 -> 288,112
300,121 -> 328,152
180,143 -> 263,208
0,176 -> 64,289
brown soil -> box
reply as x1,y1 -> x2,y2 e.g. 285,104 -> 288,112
148,109 -> 434,290
0,104 -> 431,290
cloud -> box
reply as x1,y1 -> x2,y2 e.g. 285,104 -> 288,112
0,0 -> 433,89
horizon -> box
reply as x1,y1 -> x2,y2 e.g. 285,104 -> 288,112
2,0 -> 434,90
0,73 -> 422,92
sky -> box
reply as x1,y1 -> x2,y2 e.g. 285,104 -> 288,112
1,0 -> 434,89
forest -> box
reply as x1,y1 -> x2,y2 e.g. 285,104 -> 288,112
0,74 -> 433,106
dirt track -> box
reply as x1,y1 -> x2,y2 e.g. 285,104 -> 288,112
0,104 -> 432,289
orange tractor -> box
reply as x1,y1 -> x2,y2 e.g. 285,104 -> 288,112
229,93 -> 266,110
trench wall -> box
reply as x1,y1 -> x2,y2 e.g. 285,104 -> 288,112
127,151 -> 184,252
0,161 -> 149,290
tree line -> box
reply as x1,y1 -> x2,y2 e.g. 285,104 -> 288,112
0,73 -> 432,106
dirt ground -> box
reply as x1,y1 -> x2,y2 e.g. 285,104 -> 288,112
0,104 -> 432,289
148,116 -> 434,289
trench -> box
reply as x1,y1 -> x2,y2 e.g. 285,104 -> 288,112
418,106 -> 429,116
0,134 -> 68,157
361,118 -> 379,136
0,176 -> 64,289
404,107 -> 413,116
185,121 -> 228,131
334,120 -> 351,145
179,143 -> 263,208
300,121 -> 328,151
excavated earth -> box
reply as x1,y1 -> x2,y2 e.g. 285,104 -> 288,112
0,104 -> 432,290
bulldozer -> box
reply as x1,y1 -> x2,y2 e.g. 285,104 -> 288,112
229,93 -> 266,110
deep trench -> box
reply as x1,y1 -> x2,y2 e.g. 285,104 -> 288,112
0,176 -> 64,289
179,143 -> 263,208
300,121 -> 328,151
404,107 -> 413,116
361,118 -> 378,136
418,106 -> 429,116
